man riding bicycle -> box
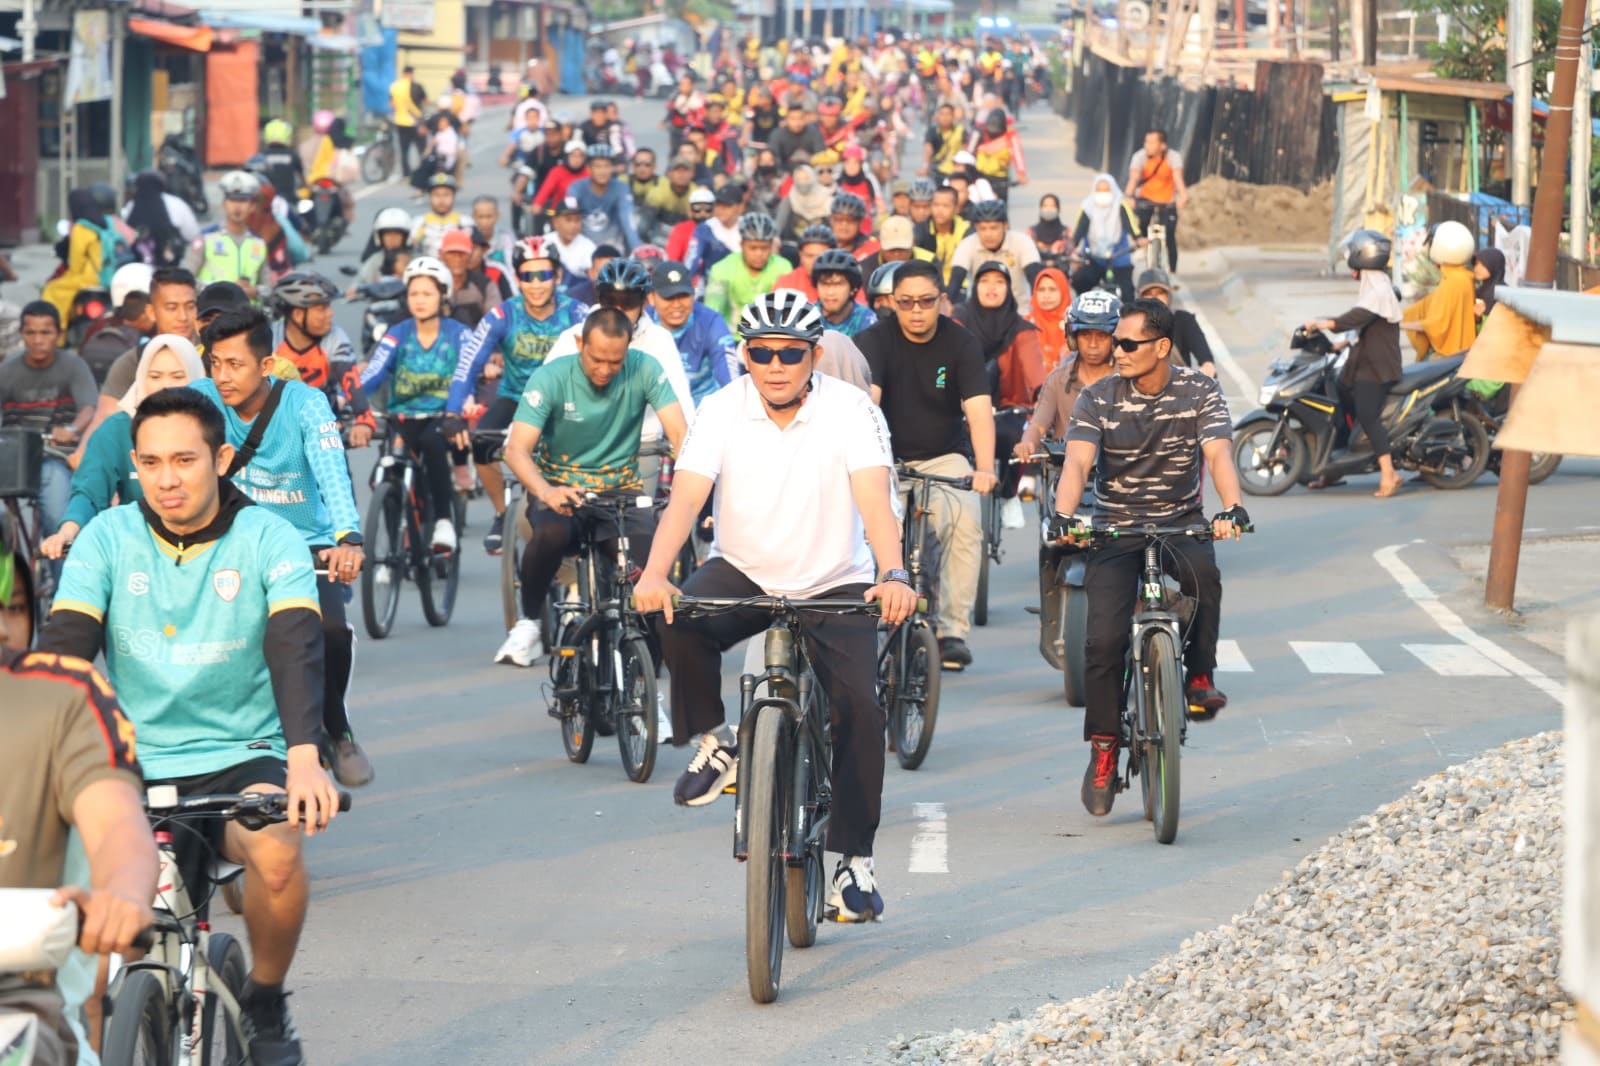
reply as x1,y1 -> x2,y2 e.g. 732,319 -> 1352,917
1050,298 -> 1247,818
45,386 -> 342,1066
1125,128 -> 1187,274
633,289 -> 915,922
269,271 -> 376,445
482,308 -> 688,669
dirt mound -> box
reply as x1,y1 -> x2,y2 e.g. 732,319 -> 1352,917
1182,176 -> 1334,250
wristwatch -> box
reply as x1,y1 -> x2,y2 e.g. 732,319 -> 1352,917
336,532 -> 364,548
881,568 -> 911,587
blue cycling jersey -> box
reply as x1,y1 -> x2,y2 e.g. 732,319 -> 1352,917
649,302 -> 737,405
360,317 -> 473,416
824,301 -> 879,338
53,502 -> 319,778
191,377 -> 362,546
449,293 -> 586,411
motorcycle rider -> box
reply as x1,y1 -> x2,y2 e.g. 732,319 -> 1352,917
353,207 -> 413,288
1135,269 -> 1215,377
187,170 -> 270,300
259,119 -> 307,232
411,172 -> 466,259
1302,230 -> 1405,498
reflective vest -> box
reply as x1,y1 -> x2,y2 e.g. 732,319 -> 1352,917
197,228 -> 268,288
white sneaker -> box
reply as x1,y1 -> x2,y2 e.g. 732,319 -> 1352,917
495,619 -> 542,667
1001,495 -> 1026,530
431,518 -> 458,553
656,690 -> 674,745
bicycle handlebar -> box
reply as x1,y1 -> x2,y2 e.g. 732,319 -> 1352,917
894,465 -> 974,490
632,593 -> 927,616
144,789 -> 353,831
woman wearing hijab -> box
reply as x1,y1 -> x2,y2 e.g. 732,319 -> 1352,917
125,171 -> 183,266
953,260 -> 1047,526
1029,193 -> 1068,266
1472,247 -> 1507,321
1069,174 -> 1141,303
1401,221 -> 1477,360
41,189 -> 111,324
1027,265 -> 1072,371
775,163 -> 835,241
1303,231 -> 1404,498
41,335 -> 207,558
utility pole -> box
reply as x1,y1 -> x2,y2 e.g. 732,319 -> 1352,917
1510,0 -> 1535,206
1484,0 -> 1590,611
1571,0 -> 1595,259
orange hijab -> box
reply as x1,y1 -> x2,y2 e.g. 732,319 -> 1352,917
1028,267 -> 1072,371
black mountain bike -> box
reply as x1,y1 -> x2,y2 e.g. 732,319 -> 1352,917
1066,523 -> 1245,844
883,465 -> 960,770
547,492 -> 661,782
360,416 -> 466,638
0,429 -> 72,639
102,789 -> 351,1066
667,594 -> 887,1004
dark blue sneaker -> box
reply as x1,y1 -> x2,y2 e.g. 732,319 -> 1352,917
672,734 -> 737,807
828,856 -> 884,922
484,511 -> 506,555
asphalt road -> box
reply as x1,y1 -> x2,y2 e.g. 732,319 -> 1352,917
214,94 -> 1582,1064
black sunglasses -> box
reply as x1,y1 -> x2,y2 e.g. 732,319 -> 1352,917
1113,336 -> 1165,352
599,290 -> 646,309
893,294 -> 940,311
518,268 -> 557,282
747,343 -> 810,365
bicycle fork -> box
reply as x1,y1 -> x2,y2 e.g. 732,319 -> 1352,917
733,625 -> 803,863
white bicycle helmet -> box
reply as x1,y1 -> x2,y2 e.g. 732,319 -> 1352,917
403,255 -> 454,299
111,263 -> 154,308
218,170 -> 262,201
372,207 -> 412,239
738,288 -> 825,343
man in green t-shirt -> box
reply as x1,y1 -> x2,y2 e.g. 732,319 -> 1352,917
704,212 -> 792,328
494,308 -> 689,666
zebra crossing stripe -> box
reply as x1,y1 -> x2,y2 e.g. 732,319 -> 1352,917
1214,639 -> 1254,673
1289,641 -> 1383,675
1403,643 -> 1512,677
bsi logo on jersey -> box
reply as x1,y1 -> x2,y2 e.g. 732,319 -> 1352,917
213,570 -> 242,603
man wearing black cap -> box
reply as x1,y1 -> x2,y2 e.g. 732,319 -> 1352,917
646,260 -> 737,403
1134,268 -> 1215,377
580,99 -> 614,152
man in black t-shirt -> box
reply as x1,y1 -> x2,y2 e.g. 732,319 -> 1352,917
1053,298 -> 1249,818
1135,269 -> 1216,377
856,259 -> 996,671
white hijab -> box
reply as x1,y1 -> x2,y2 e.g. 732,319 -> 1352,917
119,334 -> 206,416
1355,268 -> 1402,324
1081,173 -> 1124,258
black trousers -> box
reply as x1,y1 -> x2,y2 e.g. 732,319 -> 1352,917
1347,380 -> 1393,459
396,420 -> 455,525
994,407 -> 1029,497
655,558 -> 884,858
314,568 -> 354,739
1082,531 -> 1221,741
1134,200 -> 1180,272
522,505 -> 655,620
1070,260 -> 1136,303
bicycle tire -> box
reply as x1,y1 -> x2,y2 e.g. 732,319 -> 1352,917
1141,627 -> 1184,844
1061,585 -> 1089,708
556,620 -> 594,764
101,970 -> 169,1066
360,482 -> 403,638
745,707 -> 789,1003
975,495 -> 997,627
616,636 -> 658,783
418,495 -> 464,626
500,493 -> 526,631
785,714 -> 825,949
891,624 -> 942,771
199,932 -> 247,1066
360,143 -> 391,184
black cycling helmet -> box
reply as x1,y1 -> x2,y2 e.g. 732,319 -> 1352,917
971,199 -> 1009,224
810,248 -> 863,290
984,108 -> 1008,136
1344,229 -> 1393,272
272,271 -> 340,310
1069,289 -> 1122,333
737,212 -> 779,242
867,261 -> 903,299
797,223 -> 837,249
829,192 -> 867,220
595,256 -> 653,295
908,177 -> 937,202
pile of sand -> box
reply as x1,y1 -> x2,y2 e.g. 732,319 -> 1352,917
1181,176 -> 1334,250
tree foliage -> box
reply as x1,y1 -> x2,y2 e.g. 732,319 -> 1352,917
1420,0 -> 1562,84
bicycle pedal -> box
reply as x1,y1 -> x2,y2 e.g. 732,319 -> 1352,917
825,906 -> 880,924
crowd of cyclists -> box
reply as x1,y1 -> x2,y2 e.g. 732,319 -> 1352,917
1,28 -> 1253,1066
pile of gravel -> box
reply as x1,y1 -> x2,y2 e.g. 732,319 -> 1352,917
887,733 -> 1570,1065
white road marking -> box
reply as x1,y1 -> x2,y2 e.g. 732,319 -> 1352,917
1214,638 -> 1254,672
1404,642 -> 1512,677
1373,542 -> 1563,701
1184,302 -> 1256,401
1289,640 -> 1383,674
909,802 -> 948,874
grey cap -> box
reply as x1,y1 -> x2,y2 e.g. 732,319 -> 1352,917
1135,268 -> 1173,295
652,260 -> 694,299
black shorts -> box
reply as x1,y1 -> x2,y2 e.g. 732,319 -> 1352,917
147,755 -> 287,903
472,395 -> 521,465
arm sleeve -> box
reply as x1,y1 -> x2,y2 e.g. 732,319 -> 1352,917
297,389 -> 363,540
1030,370 -> 1062,435
843,392 -> 895,473
62,420 -> 125,530
952,332 -> 990,403
359,329 -> 401,392
858,331 -> 886,388
1072,212 -> 1089,246
1007,129 -> 1027,179
1066,389 -> 1104,445
1178,311 -> 1214,366
261,521 -> 323,749
1195,377 -> 1233,444
48,517 -> 114,627
449,308 -> 507,412
618,189 -> 641,250
70,358 -> 99,411
707,317 -> 737,387
1330,306 -> 1380,333
704,261 -> 731,321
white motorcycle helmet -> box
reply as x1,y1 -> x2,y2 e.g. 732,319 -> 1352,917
1428,220 -> 1476,267
372,206 -> 412,241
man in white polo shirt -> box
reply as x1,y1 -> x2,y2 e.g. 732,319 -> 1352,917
634,288 -> 915,923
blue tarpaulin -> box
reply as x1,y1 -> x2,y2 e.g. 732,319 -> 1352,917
361,27 -> 397,117
558,26 -> 584,96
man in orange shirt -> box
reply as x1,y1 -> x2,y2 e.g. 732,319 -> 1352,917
1125,128 -> 1188,273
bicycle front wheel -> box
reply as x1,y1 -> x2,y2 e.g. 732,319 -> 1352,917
889,624 -> 942,771
1140,627 -> 1184,844
101,970 -> 170,1066
501,493 -> 527,631
199,932 -> 247,1066
419,495 -> 464,626
361,143 -> 391,184
785,717 -> 825,949
974,496 -> 995,627
745,707 -> 789,1003
616,635 -> 658,783
360,481 -> 404,639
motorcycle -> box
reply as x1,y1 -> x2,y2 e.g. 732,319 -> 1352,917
64,286 -> 111,352
1460,384 -> 1563,486
348,277 -> 407,357
1233,328 -> 1492,496
157,134 -> 208,219
296,179 -> 348,255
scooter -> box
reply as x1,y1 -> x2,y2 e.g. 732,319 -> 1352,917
157,134 -> 208,218
64,286 -> 111,352
297,179 -> 347,255
1233,327 -> 1492,496
1462,384 -> 1563,485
